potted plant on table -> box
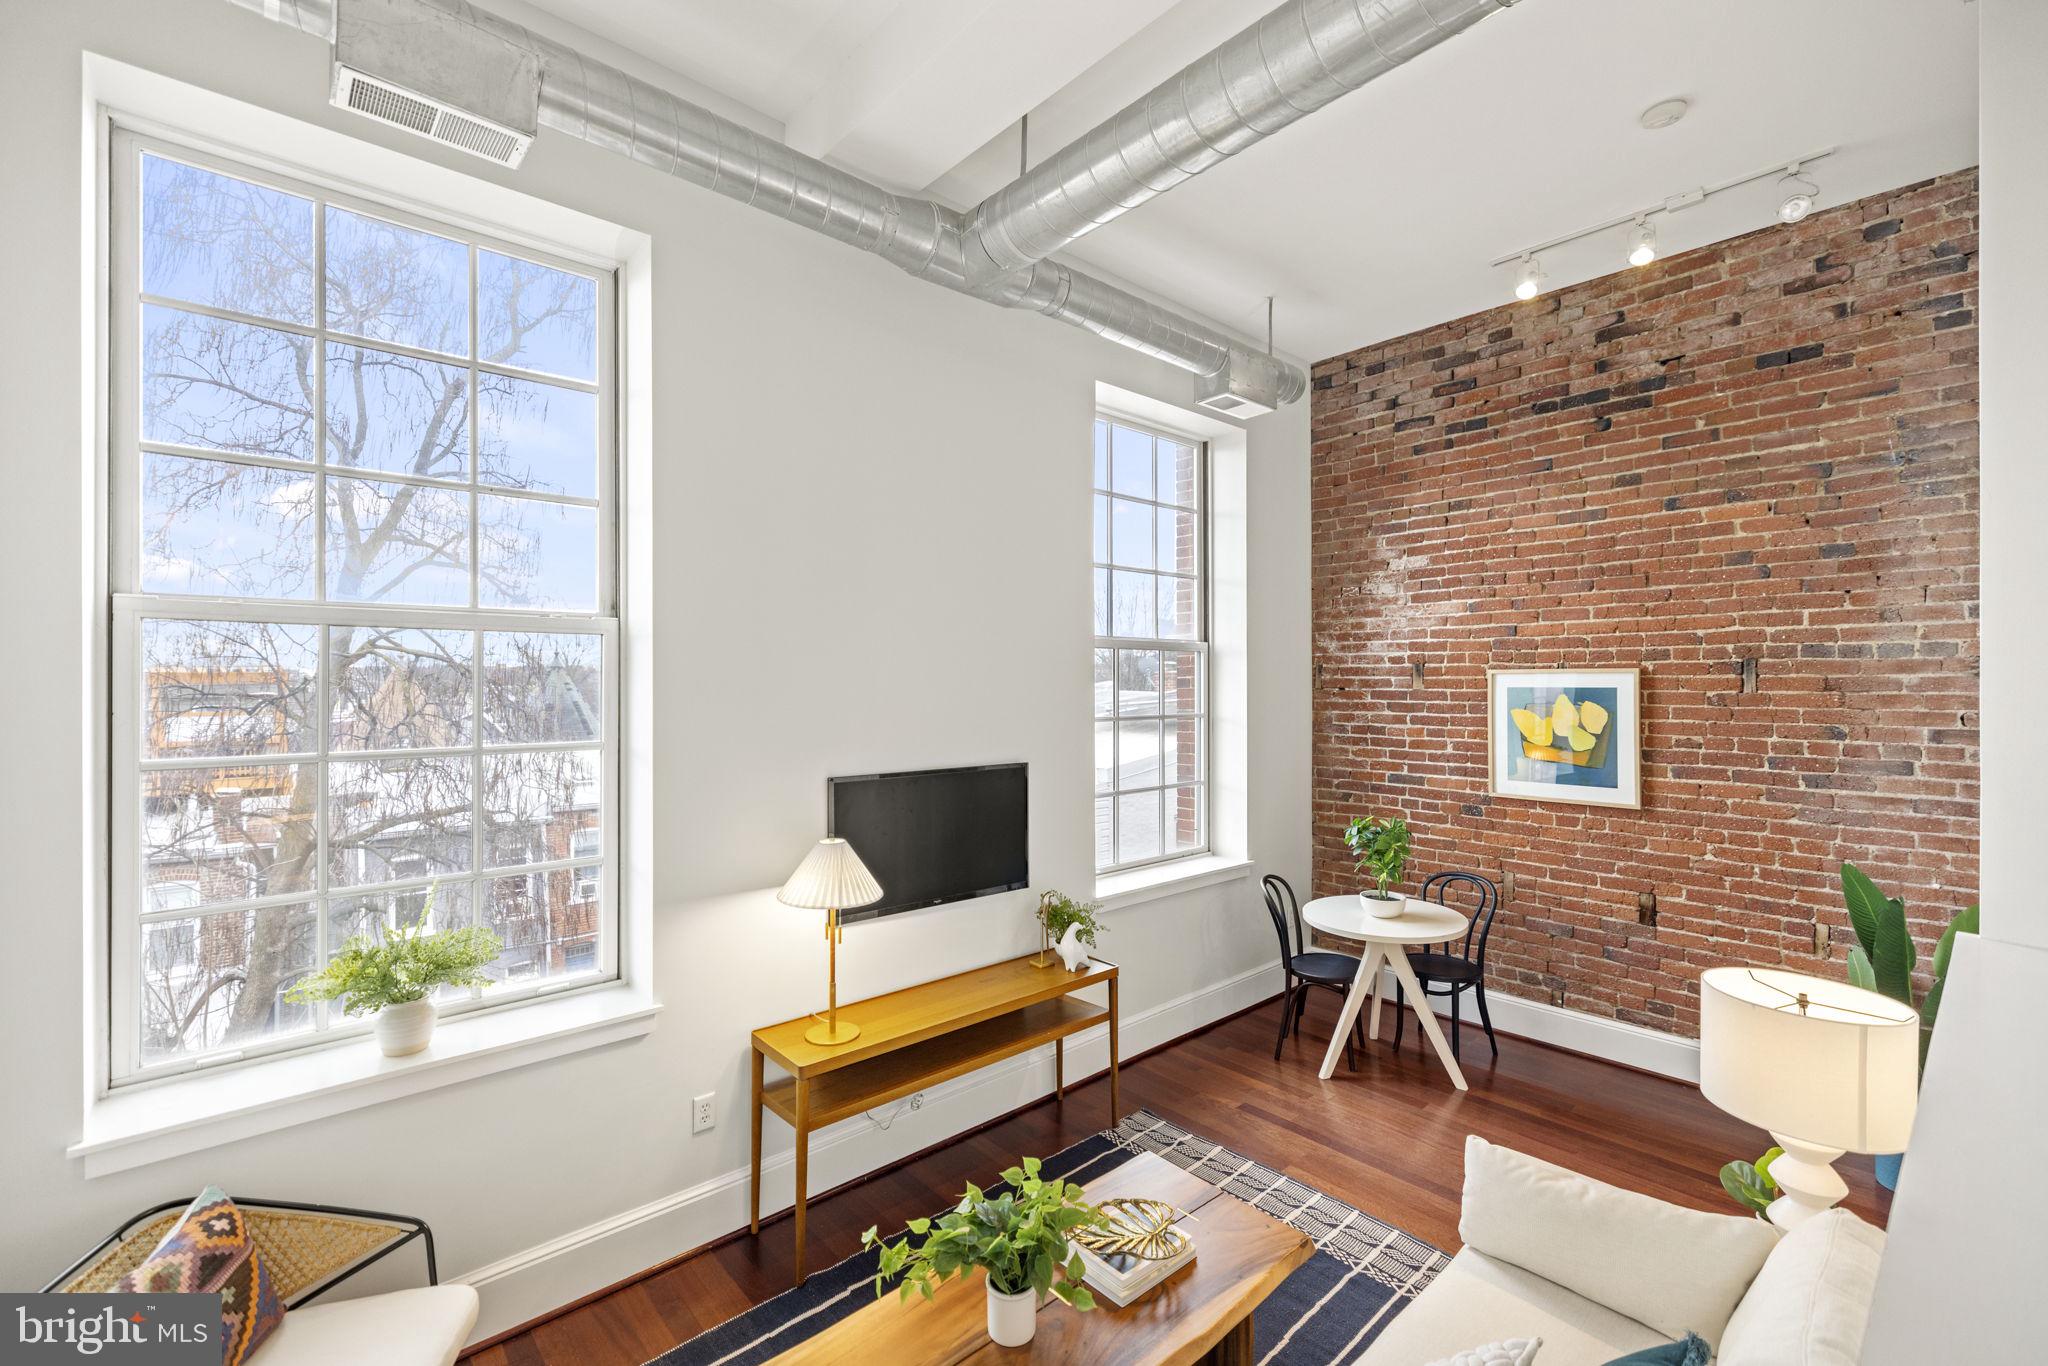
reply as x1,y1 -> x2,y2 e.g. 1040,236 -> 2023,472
1344,813 -> 1411,919
862,1156 -> 1102,1347
1035,891 -> 1105,971
285,891 -> 503,1057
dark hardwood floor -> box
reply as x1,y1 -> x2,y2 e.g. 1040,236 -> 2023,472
466,999 -> 1889,1365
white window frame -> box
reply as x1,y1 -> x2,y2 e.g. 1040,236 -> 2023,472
1093,412 -> 1210,876
105,127 -> 621,1087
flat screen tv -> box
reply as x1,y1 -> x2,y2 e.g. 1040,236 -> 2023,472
827,763 -> 1028,922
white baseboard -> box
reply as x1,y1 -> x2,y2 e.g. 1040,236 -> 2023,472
455,957 -> 1281,1341
1372,965 -> 1700,1082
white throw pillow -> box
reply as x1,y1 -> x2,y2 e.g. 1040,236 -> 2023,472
1457,1136 -> 1781,1345
1423,1339 -> 1542,1366
1715,1209 -> 1884,1366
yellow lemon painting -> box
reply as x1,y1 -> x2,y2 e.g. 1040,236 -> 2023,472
1490,668 -> 1639,808
1510,693 -> 1613,768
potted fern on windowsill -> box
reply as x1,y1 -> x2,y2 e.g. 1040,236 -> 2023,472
285,889 -> 504,1057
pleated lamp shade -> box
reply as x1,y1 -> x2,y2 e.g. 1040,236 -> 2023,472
777,838 -> 884,910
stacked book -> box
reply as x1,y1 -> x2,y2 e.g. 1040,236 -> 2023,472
1072,1219 -> 1196,1308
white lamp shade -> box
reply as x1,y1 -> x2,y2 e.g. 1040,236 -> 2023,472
1700,967 -> 1919,1154
777,837 -> 883,910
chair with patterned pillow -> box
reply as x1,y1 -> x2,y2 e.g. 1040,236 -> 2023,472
48,1194 -> 478,1366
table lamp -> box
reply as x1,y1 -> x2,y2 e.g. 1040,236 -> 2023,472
778,837 -> 883,1046
1699,967 -> 1919,1228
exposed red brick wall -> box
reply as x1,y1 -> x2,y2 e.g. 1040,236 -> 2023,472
1309,171 -> 1979,1037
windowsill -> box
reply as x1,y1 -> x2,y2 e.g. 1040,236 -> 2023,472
1096,854 -> 1254,911
70,985 -> 661,1179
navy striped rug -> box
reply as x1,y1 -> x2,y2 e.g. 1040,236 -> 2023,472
653,1109 -> 1449,1366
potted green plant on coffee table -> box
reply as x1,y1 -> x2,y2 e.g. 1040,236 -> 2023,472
862,1156 -> 1102,1347
286,890 -> 503,1057
1344,813 -> 1411,919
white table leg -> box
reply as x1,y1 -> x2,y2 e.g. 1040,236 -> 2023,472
1317,943 -> 1385,1080
1367,952 -> 1386,1041
1383,946 -> 1469,1091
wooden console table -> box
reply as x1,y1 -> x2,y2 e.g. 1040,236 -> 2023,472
751,953 -> 1121,1283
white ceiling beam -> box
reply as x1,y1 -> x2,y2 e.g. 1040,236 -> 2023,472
782,0 -> 1184,193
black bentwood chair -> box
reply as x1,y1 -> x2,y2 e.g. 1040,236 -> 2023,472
1263,874 -> 1366,1070
1393,870 -> 1502,1061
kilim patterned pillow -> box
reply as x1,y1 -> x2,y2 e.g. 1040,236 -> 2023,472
115,1187 -> 284,1363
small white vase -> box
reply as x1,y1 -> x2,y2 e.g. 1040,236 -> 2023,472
374,998 -> 437,1057
1359,892 -> 1406,920
985,1280 -> 1037,1348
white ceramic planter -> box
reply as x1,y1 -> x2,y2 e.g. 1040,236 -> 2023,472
374,998 -> 437,1057
985,1281 -> 1037,1348
1359,892 -> 1407,920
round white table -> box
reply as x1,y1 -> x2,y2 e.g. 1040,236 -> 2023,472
1300,896 -> 1471,1091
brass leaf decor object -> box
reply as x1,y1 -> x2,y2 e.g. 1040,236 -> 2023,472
1071,1198 -> 1190,1260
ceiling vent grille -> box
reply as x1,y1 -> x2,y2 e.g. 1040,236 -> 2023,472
332,65 -> 533,168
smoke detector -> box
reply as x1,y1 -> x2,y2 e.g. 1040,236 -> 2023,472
331,0 -> 540,168
1638,98 -> 1689,131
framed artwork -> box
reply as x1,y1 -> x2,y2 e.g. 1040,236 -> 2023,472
1487,667 -> 1642,809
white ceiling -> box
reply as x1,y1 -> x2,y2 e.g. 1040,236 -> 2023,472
511,0 -> 1980,363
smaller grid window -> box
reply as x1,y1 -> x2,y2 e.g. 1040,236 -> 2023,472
1092,415 -> 1207,873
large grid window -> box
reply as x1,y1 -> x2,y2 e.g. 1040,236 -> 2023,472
1092,415 -> 1206,874
107,132 -> 618,1083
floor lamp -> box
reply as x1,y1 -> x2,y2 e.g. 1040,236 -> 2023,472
1699,966 -> 1919,1228
778,837 -> 883,1047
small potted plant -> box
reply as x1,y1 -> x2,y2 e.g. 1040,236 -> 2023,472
285,890 -> 503,1057
1035,891 -> 1105,970
1344,814 -> 1411,918
862,1156 -> 1101,1347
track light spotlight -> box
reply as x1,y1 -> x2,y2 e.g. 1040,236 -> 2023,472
1514,255 -> 1545,301
1777,165 -> 1819,223
1628,217 -> 1658,267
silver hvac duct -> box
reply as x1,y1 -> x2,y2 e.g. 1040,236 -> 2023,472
226,0 -> 1392,412
962,0 -> 1516,282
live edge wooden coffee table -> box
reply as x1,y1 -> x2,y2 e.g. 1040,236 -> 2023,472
752,953 -> 1122,1283
769,1152 -> 1312,1365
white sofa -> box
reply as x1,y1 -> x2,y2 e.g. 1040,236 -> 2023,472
1359,1138 -> 1885,1366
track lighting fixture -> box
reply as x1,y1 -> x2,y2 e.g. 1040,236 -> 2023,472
1627,217 -> 1658,267
1490,147 -> 1837,304
1777,165 -> 1819,223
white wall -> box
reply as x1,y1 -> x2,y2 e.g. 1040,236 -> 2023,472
0,0 -> 1312,1336
1865,9 -> 2037,1357
1977,0 -> 2046,950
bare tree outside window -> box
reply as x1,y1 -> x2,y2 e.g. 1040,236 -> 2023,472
113,139 -> 617,1079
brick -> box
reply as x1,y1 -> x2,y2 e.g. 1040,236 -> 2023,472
1307,170 -> 1979,1041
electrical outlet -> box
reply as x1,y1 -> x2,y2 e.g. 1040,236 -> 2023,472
692,1092 -> 715,1134
1814,922 -> 1832,956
